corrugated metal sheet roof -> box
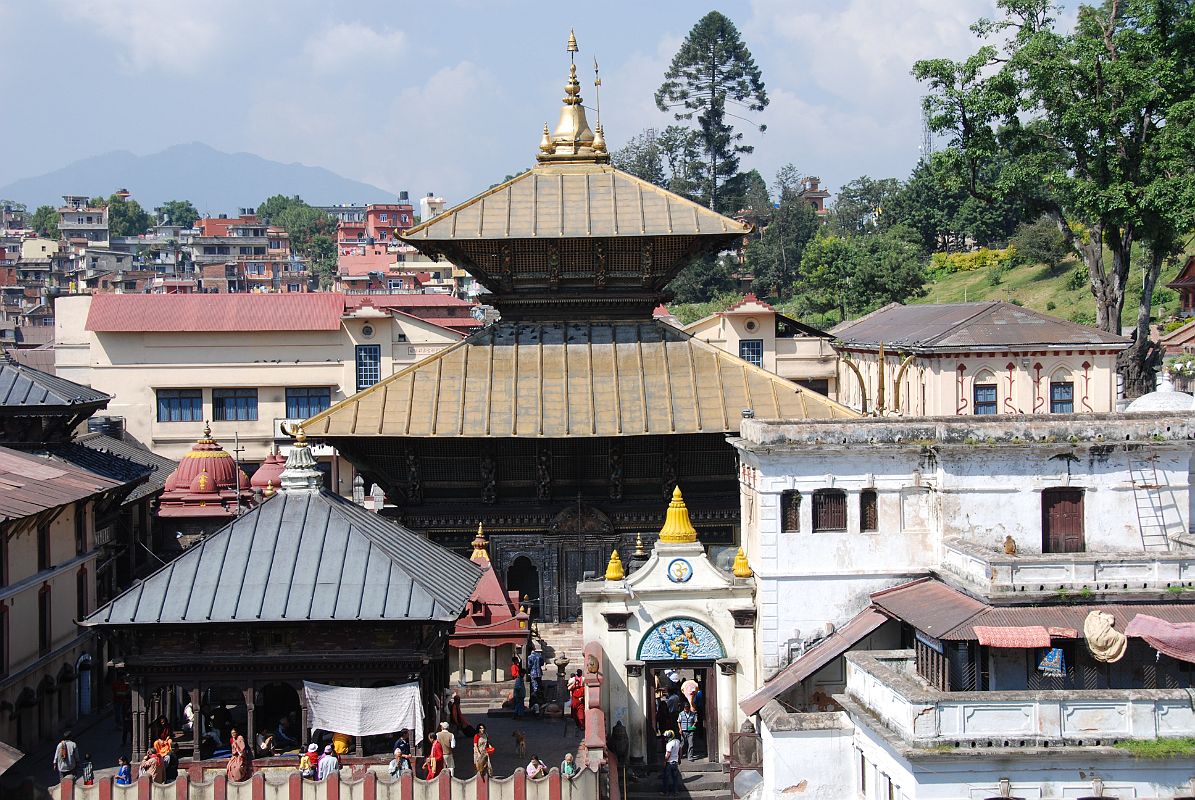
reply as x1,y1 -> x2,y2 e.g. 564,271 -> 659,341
0,446 -> 125,522
832,301 -> 1129,350
740,608 -> 888,716
402,163 -> 752,242
303,320 -> 856,438
83,489 -> 482,626
45,433 -> 177,504
870,578 -> 988,638
0,356 -> 109,408
86,294 -> 347,333
5,346 -> 56,374
344,294 -> 477,309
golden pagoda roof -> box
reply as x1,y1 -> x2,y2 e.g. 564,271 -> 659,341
302,320 -> 856,439
401,164 -> 751,242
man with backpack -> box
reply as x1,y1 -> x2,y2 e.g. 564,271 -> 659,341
52,731 -> 78,784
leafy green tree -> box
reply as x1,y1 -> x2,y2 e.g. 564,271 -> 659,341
797,227 -> 927,322
106,194 -> 152,237
667,253 -> 740,304
914,0 -> 1195,394
746,195 -> 818,301
1010,214 -> 1071,269
882,159 -> 963,252
157,200 -> 200,229
612,129 -> 668,187
727,169 -> 772,220
257,194 -> 337,282
799,232 -> 860,322
29,205 -> 59,239
830,176 -> 901,236
655,11 -> 768,212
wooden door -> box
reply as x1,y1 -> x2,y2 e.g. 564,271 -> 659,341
1042,488 -> 1085,553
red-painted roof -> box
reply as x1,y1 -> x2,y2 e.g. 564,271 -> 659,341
419,316 -> 482,328
86,293 -> 347,332
652,304 -> 672,318
721,293 -> 776,314
344,293 -> 474,309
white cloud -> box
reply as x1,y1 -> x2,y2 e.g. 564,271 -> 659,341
303,22 -> 407,74
59,0 -> 232,75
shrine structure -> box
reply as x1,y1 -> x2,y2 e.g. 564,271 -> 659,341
303,34 -> 854,621
156,424 -> 254,545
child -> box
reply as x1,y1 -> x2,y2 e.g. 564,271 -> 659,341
115,756 -> 132,786
299,743 -> 317,780
80,754 -> 94,785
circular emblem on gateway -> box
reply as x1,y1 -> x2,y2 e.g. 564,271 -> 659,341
667,558 -> 693,583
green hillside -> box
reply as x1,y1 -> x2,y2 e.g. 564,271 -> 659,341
915,255 -> 1185,331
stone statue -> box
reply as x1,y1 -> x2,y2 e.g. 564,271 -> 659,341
406,451 -> 422,505
536,448 -> 552,502
480,451 -> 497,504
608,445 -> 623,501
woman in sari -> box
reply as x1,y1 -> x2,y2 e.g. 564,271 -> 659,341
424,732 -> 444,779
570,678 -> 586,731
226,728 -> 251,782
473,731 -> 493,781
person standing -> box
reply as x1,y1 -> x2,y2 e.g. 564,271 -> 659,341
527,648 -> 544,698
317,744 -> 339,781
52,731 -> 78,784
226,728 -> 251,782
424,733 -> 444,779
114,756 -> 132,786
393,731 -> 412,773
473,730 -> 493,780
660,731 -> 681,796
299,744 -> 318,779
436,721 -> 456,775
677,704 -> 698,761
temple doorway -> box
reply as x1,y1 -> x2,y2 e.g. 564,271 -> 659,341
257,683 -> 301,752
506,557 -> 541,618
645,664 -> 715,764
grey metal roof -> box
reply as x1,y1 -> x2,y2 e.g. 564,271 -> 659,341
831,301 -> 1130,350
0,354 -> 110,409
43,433 -> 177,504
84,489 -> 482,626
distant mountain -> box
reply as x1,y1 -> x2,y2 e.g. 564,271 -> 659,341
0,142 -> 398,213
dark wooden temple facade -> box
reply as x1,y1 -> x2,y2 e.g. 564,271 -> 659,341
305,41 -> 853,622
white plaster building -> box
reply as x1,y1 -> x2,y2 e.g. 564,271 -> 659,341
733,413 -> 1195,799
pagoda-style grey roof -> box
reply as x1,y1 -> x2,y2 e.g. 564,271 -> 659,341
84,489 -> 482,626
0,355 -> 110,411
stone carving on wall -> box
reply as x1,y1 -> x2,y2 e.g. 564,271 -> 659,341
480,450 -> 497,504
536,448 -> 552,502
594,241 -> 608,289
637,618 -> 726,661
548,245 -> 562,290
549,502 -> 613,536
406,451 -> 422,505
640,241 -> 654,286
662,449 -> 679,500
608,445 -> 624,501
499,244 -> 514,291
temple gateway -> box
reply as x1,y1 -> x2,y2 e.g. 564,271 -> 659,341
304,37 -> 853,622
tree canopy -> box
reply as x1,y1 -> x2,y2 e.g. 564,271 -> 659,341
257,194 -> 337,284
655,11 -> 768,212
157,200 -> 200,229
29,205 -> 59,239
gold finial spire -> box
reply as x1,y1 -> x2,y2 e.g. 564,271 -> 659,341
659,486 -> 698,544
471,522 -> 490,561
536,31 -> 609,165
201,421 -> 212,440
633,532 -> 647,558
539,123 -> 553,153
264,480 -> 275,498
293,424 -> 308,447
732,547 -> 753,578
604,549 -> 625,581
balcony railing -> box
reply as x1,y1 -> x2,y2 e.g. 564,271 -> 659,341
941,537 -> 1195,597
843,649 -> 1195,748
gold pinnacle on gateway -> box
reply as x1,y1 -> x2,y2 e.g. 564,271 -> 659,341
732,547 -> 754,578
659,486 -> 698,544
605,548 -> 625,581
537,30 -> 607,163
471,523 -> 490,561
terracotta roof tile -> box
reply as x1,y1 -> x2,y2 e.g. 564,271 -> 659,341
86,293 -> 348,332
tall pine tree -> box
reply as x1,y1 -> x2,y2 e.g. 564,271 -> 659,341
655,11 -> 768,213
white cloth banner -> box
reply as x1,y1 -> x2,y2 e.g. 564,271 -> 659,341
303,681 -> 423,737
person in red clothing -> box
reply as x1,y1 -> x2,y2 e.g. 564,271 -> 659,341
510,655 -> 521,679
570,671 -> 585,731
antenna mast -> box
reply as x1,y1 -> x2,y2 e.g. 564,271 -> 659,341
919,100 -> 934,162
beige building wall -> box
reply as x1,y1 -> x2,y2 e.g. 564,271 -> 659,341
836,348 -> 1121,416
20,238 -> 59,260
682,300 -> 838,397
1,502 -> 98,750
55,296 -> 462,493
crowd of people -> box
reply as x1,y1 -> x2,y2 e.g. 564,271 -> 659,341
653,671 -> 706,796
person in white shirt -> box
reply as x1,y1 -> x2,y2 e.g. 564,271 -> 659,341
660,731 -> 681,796
317,745 -> 339,781
526,756 -> 548,779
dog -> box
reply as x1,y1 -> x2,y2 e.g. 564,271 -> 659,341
512,729 -> 527,757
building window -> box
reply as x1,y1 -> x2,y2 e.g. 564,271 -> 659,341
74,503 -> 87,555
739,339 -> 764,368
861,489 -> 878,532
38,586 -> 51,657
286,387 -> 332,419
37,523 -> 50,571
1050,381 -> 1074,414
356,344 -> 382,390
781,490 -> 801,532
76,567 -> 88,621
212,388 -> 258,421
379,213 -> 388,221
812,489 -> 847,532
157,389 -> 203,422
973,382 -> 997,415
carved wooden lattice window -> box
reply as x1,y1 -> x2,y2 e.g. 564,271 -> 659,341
812,489 -> 847,532
781,491 -> 801,533
860,490 -> 878,532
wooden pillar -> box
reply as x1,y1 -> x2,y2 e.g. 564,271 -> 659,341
299,683 -> 310,747
488,647 -> 498,683
457,646 -> 466,685
188,687 -> 201,759
130,678 -> 147,762
244,685 -> 255,754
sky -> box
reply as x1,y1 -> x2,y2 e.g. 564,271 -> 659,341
0,0 -> 1028,208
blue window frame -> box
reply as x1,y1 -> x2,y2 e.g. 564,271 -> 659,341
212,388 -> 258,421
356,345 -> 381,390
1050,381 -> 1074,414
973,383 -> 997,415
157,389 -> 203,422
739,339 -> 764,368
286,387 -> 332,419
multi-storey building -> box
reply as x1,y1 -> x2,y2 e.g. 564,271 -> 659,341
734,412 -> 1195,799
57,196 -> 109,246
54,293 -> 469,485
832,301 -> 1130,415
